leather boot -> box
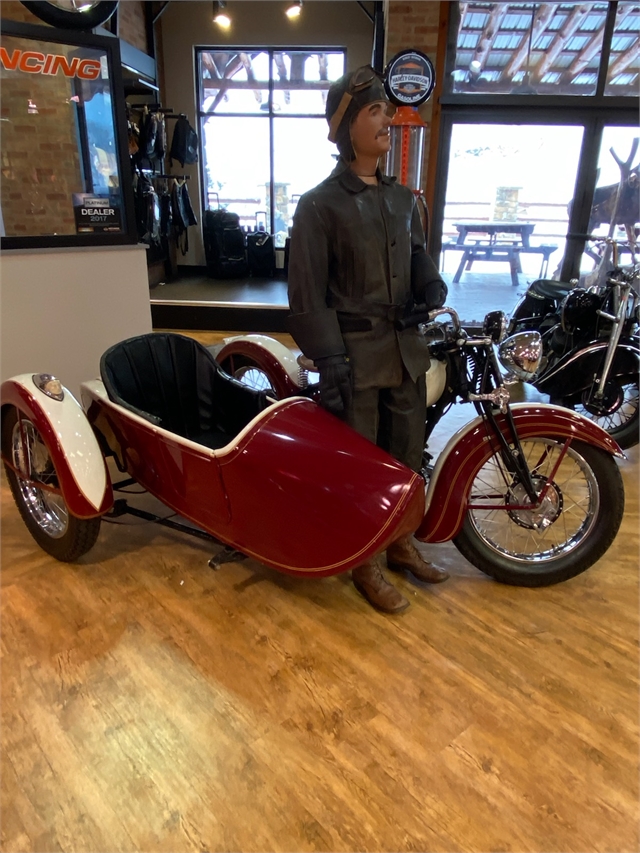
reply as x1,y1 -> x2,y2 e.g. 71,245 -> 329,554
352,557 -> 410,614
386,535 -> 449,584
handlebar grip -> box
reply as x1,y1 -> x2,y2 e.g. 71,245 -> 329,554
395,312 -> 435,331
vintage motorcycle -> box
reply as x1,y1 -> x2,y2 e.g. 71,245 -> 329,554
1,319 -> 624,590
507,257 -> 639,449
215,306 -> 625,587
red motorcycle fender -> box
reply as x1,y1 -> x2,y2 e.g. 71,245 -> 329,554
216,335 -> 301,398
415,402 -> 623,544
1,377 -> 113,518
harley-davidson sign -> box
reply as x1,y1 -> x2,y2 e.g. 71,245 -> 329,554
384,49 -> 435,107
0,47 -> 102,80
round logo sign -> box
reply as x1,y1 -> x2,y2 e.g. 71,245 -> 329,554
385,49 -> 435,107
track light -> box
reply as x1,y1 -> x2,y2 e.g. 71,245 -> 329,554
285,1 -> 302,19
213,1 -> 231,28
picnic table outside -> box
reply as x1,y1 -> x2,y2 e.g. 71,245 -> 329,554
443,221 -> 558,286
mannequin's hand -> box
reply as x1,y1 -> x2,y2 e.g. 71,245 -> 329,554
315,355 -> 352,416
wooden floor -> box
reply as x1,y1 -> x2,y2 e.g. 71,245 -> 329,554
1,333 -> 638,852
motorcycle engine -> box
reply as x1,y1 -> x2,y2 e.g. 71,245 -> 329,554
560,289 -> 602,336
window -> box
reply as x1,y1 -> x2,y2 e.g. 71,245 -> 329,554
433,2 -> 639,325
447,2 -> 623,96
196,48 -> 345,245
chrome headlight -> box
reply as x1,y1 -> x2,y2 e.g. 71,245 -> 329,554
498,332 -> 542,381
482,310 -> 508,343
32,373 -> 64,401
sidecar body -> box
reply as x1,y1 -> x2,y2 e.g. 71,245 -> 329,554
1,333 -> 424,575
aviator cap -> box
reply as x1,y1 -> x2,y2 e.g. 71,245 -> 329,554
325,65 -> 388,161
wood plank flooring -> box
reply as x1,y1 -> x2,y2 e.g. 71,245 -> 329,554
2,333 -> 638,852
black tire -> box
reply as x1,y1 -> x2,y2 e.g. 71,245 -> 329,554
218,354 -> 280,398
20,1 -> 118,30
562,377 -> 639,450
454,437 -> 624,587
2,407 -> 100,562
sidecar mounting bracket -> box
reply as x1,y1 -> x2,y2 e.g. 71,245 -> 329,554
107,499 -> 248,569
208,547 -> 247,571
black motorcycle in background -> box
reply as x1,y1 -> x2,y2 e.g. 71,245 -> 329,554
508,250 -> 639,449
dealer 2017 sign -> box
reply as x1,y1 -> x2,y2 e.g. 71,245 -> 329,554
73,195 -> 121,233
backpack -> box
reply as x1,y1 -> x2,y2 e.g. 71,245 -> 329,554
169,116 -> 199,168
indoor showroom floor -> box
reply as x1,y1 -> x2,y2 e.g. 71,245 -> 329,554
1,331 -> 638,853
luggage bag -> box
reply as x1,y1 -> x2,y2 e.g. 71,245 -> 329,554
203,198 -> 248,279
246,211 -> 275,278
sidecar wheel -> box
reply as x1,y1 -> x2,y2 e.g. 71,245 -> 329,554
218,354 -> 279,397
562,378 -> 639,450
454,438 -> 624,587
2,408 -> 100,562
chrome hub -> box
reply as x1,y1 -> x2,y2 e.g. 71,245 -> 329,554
507,474 -> 563,530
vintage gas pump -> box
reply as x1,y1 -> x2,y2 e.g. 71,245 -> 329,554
384,50 -> 436,234
386,106 -> 428,194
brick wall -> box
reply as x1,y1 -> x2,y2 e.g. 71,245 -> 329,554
117,1 -> 149,54
1,1 -> 44,24
386,1 -> 447,200
1,38 -> 86,236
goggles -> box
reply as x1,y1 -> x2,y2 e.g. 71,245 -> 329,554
327,66 -> 387,144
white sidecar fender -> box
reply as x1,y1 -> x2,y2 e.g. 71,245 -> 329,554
1,375 -> 112,517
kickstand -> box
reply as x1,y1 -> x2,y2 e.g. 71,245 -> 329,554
209,546 -> 247,571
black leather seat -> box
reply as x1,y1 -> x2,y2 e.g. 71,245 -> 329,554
100,333 -> 270,449
529,278 -> 573,300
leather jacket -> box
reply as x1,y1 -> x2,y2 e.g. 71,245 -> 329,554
287,158 -> 446,390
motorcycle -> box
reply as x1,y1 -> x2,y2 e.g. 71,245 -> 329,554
507,252 -> 639,450
1,318 -> 625,589
216,306 -> 625,587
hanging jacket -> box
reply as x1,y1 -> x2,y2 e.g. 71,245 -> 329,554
169,116 -> 199,168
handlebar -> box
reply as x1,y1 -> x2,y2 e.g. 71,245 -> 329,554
395,306 -> 461,332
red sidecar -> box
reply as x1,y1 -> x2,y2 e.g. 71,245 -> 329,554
1,333 -> 424,575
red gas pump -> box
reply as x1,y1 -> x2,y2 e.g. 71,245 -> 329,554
386,105 -> 428,194
383,50 -> 435,234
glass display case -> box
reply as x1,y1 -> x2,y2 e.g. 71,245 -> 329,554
0,19 -> 136,248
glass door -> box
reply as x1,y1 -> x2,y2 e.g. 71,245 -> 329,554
438,122 -> 584,324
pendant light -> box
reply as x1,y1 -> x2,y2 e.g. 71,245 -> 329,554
213,1 -> 231,29
285,1 -> 303,19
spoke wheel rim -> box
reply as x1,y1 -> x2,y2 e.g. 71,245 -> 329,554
233,365 -> 276,394
11,420 -> 69,539
468,438 -> 599,566
577,381 -> 639,433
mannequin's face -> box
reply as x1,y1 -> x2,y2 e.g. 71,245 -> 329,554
349,100 -> 392,160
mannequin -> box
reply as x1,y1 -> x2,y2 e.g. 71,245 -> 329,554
287,66 -> 451,613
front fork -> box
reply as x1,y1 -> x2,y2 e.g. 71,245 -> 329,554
591,283 -> 631,402
475,346 -> 568,507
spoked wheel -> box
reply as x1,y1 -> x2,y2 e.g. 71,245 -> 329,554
565,378 -> 639,450
2,407 -> 100,561
219,354 -> 280,397
454,437 -> 624,586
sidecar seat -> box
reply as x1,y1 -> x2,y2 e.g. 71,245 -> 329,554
100,332 -> 271,449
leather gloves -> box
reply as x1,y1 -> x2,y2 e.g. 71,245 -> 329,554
315,355 -> 353,416
411,252 -> 448,309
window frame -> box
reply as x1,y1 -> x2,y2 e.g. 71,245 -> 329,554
194,45 -> 346,234
431,1 -> 640,295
